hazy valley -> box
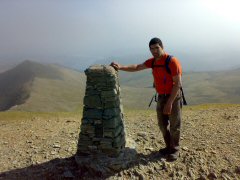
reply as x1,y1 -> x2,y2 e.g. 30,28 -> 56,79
0,60 -> 240,112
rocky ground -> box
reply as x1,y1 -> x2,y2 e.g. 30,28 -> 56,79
0,105 -> 240,179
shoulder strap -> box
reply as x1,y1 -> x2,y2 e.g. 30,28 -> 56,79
165,55 -> 172,74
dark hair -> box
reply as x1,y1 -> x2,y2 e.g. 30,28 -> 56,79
149,37 -> 163,48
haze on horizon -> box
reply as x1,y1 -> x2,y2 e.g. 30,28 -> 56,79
0,0 -> 240,71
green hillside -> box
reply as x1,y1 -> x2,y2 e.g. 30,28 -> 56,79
183,69 -> 240,104
1,60 -> 240,112
0,61 -> 154,111
121,86 -> 155,109
119,70 -> 153,88
119,68 -> 240,105
0,60 -> 86,112
0,60 -> 63,111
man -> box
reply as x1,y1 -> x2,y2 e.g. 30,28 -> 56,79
111,37 -> 183,161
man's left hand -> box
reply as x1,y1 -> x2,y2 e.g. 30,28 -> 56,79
163,102 -> 172,115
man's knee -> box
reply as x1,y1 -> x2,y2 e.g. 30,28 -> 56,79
170,118 -> 181,130
158,116 -> 169,130
159,124 -> 167,133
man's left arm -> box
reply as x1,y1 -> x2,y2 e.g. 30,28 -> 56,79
163,74 -> 182,115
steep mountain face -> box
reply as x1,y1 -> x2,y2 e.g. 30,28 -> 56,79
0,60 -> 85,111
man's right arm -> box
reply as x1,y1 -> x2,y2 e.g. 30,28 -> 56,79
110,62 -> 148,72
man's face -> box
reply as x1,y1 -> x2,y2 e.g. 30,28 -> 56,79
150,43 -> 164,58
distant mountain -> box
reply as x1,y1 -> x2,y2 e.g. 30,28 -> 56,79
0,60 -> 86,111
0,55 -> 101,73
0,59 -> 22,73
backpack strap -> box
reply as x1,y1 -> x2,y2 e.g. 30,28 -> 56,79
166,55 -> 187,105
180,87 -> 187,105
165,55 -> 172,74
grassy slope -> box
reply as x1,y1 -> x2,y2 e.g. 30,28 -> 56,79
121,86 -> 155,109
2,60 -> 240,112
2,61 -> 153,111
118,70 -> 157,109
183,70 -> 240,104
119,69 -> 240,105
11,64 -> 86,112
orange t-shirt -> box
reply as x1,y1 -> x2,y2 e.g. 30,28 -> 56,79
144,53 -> 182,95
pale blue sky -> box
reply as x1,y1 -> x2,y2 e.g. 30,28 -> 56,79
0,0 -> 240,70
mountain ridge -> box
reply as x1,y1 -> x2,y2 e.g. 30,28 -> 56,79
0,60 -> 85,111
0,60 -> 240,111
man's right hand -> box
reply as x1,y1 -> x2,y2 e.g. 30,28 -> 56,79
110,62 -> 121,71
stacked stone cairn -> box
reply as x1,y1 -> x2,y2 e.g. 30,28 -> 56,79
77,65 -> 126,157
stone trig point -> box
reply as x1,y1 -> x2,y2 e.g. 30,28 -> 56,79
77,65 -> 126,157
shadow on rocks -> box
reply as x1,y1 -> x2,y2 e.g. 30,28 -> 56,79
0,148 -> 168,180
